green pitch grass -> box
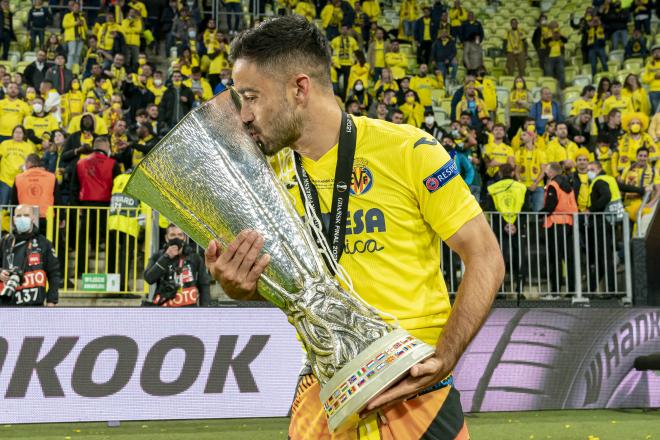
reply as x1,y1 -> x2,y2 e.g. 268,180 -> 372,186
1,409 -> 657,440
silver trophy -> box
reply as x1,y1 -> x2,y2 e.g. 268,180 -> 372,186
125,90 -> 435,432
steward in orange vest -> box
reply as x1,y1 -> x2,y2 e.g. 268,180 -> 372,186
12,154 -> 60,232
541,162 -> 577,295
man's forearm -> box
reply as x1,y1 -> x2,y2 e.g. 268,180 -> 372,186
435,240 -> 504,369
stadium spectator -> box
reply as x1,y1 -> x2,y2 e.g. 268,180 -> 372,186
0,0 -> 12,61
390,108 -> 405,124
43,130 -> 67,178
72,135 -> 120,275
586,160 -> 625,292
367,27 -> 387,81
399,0 -> 418,39
158,70 -> 193,131
145,224 -> 210,307
448,0 -> 467,39
346,80 -> 369,114
642,45 -> 660,112
568,108 -> 594,147
413,7 -> 436,66
62,1 -> 87,70
508,77 -> 532,139
625,28 -> 648,60
399,90 -> 424,127
24,50 -> 51,91
623,73 -> 651,115
421,111 -> 444,140
483,123 -> 514,184
569,148 -> 592,213
544,22 -> 568,88
410,63 -> 438,112
0,204 -> 60,306
12,154 -> 59,232
27,0 -> 50,51
384,40 -> 408,80
546,122 -> 579,169
123,7 -> 143,72
330,26 -> 359,95
504,18 -> 527,77
0,126 -> 35,206
542,162 -> 577,296
486,163 -> 528,292
444,134 -> 474,186
632,0 -> 653,35
25,96 -> 59,151
431,27 -> 457,84
617,112 -> 656,173
122,71 -> 155,121
530,87 -> 561,136
620,146 -> 659,221
532,14 -> 550,73
586,15 -> 608,76
516,129 -> 547,212
601,0 -> 629,51
0,83 -> 31,142
45,54 -> 73,95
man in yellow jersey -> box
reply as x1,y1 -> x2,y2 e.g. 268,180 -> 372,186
620,146 -> 659,221
205,16 -> 504,440
505,18 -> 527,77
602,80 -> 634,117
0,83 -> 30,141
367,27 -> 387,81
642,45 -> 660,112
617,112 -> 657,172
484,124 -> 514,183
569,148 -> 592,213
410,63 -> 439,112
545,122 -> 579,170
330,25 -> 359,99
515,130 -> 547,211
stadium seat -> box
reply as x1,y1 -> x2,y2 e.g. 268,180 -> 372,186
0,60 -> 12,72
531,87 -> 542,102
623,59 -> 643,73
433,109 -> 449,125
431,89 -> 446,106
564,66 -> 577,84
438,98 -> 452,115
496,86 -> 509,106
499,76 -> 515,90
593,71 -> 610,85
608,49 -> 624,66
15,61 -> 30,74
539,76 -> 558,94
527,67 -> 543,79
22,51 -> 36,63
572,74 -> 592,88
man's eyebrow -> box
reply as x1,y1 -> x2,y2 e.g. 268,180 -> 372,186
236,87 -> 259,94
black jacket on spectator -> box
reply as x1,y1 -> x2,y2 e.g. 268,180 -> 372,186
0,7 -> 15,41
602,4 -> 630,36
27,6 -> 51,31
144,247 -> 210,307
414,16 -> 439,43
44,64 -> 73,94
60,127 -> 96,202
460,20 -> 484,43
23,60 -> 52,89
122,81 -> 155,123
542,175 -> 574,213
0,231 -> 60,306
431,37 -> 457,66
158,84 -> 194,132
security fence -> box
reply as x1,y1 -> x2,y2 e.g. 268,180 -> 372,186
0,205 -> 636,304
44,206 -> 154,296
441,211 -> 633,305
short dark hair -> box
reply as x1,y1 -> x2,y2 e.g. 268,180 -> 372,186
135,108 -> 148,118
230,15 -> 332,87
25,154 -> 42,168
581,85 -> 595,95
637,146 -> 650,156
191,66 -> 201,75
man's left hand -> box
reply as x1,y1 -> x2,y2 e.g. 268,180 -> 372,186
363,355 -> 450,413
46,302 -> 56,307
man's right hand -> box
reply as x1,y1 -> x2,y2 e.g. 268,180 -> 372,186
205,230 -> 270,300
165,245 -> 180,259
0,270 -> 10,283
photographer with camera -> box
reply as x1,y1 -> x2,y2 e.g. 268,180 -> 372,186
144,224 -> 210,307
0,205 -> 60,306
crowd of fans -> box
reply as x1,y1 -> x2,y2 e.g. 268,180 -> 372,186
0,0 -> 656,302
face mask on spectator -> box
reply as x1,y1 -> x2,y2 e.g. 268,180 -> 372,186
14,217 -> 32,234
630,123 -> 641,134
154,78 -> 163,86
587,171 -> 598,181
86,104 -> 96,113
33,103 -> 43,114
515,82 -> 523,89
220,78 -> 229,85
138,58 -> 146,66
188,30 -> 197,39
406,96 -> 415,104
26,91 -> 36,100
112,102 -> 121,110
425,116 -> 435,125
167,237 -> 185,250
173,80 -> 182,87
355,83 -> 364,91
72,82 -> 80,90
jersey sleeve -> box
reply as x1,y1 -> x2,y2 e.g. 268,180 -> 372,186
404,134 -> 482,241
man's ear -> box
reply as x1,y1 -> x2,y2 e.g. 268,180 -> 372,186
293,74 -> 312,105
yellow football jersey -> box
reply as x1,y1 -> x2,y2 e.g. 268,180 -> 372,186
288,117 -> 482,345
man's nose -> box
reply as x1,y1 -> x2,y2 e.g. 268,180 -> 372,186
240,104 -> 254,125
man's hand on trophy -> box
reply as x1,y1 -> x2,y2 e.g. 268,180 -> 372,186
205,230 -> 270,301
362,356 -> 450,416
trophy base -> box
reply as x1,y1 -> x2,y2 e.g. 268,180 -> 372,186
319,328 -> 435,433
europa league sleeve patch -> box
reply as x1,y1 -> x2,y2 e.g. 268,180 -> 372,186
423,160 -> 459,193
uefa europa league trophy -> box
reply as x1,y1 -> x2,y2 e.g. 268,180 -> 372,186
125,90 -> 435,432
